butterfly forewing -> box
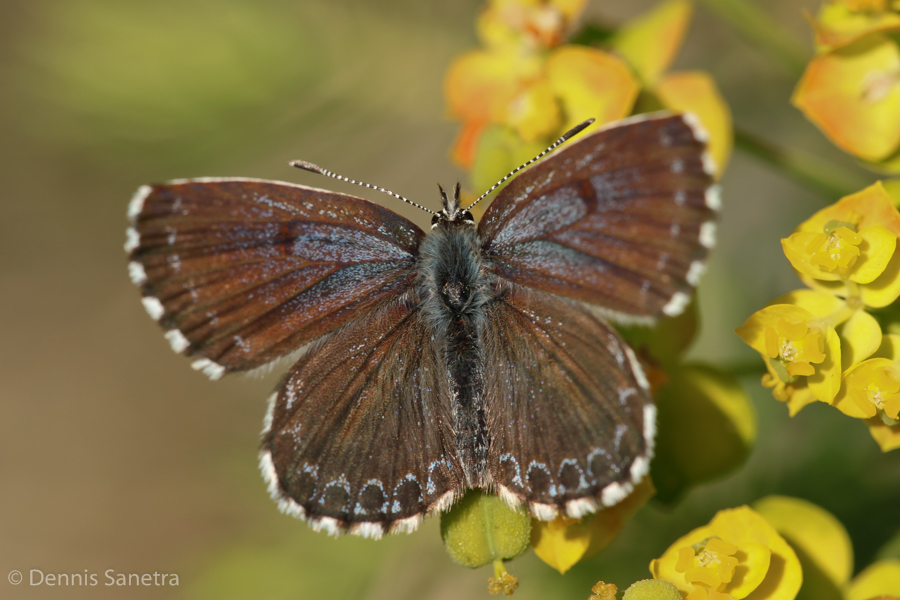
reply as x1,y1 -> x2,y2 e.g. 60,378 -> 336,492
260,297 -> 465,538
126,179 -> 424,377
482,284 -> 653,520
478,114 -> 718,323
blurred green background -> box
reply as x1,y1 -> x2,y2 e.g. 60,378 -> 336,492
1,0 -> 898,598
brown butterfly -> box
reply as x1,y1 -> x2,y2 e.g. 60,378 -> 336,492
126,113 -> 718,538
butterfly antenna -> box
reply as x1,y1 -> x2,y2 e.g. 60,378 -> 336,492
464,118 -> 596,212
291,160 -> 437,215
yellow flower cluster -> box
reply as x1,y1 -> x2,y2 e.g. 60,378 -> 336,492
737,182 -> 900,451
651,505 -> 802,600
794,0 -> 900,170
651,497 -> 900,600
444,0 -> 732,202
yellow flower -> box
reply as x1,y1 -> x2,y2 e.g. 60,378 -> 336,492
445,0 -> 637,171
610,0 -> 733,178
650,506 -> 802,600
834,358 -> 900,419
477,0 -> 587,51
530,478 -> 655,573
793,27 -> 900,162
736,299 -> 843,407
833,333 -> 900,450
782,183 -> 900,308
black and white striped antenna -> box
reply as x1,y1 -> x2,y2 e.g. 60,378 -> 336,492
291,160 -> 437,215
464,118 -> 595,212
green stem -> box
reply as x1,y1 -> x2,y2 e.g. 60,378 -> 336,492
697,0 -> 809,76
492,559 -> 507,580
734,128 -> 871,199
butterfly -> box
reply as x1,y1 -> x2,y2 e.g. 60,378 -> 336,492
125,112 -> 718,539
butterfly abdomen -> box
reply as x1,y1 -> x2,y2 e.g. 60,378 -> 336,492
417,224 -> 491,487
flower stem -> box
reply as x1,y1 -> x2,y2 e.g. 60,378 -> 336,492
493,559 -> 507,580
734,128 -> 871,199
696,0 -> 809,76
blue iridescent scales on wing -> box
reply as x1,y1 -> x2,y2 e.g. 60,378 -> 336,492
126,112 -> 717,538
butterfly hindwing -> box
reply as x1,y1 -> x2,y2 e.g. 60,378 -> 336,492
478,113 -> 718,323
126,178 -> 424,378
481,283 -> 654,520
259,296 -> 466,538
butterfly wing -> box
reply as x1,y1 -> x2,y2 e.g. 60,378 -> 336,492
482,284 -> 654,519
478,113 -> 718,323
126,178 -> 424,378
259,296 -> 465,537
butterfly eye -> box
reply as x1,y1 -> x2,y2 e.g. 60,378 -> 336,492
431,213 -> 442,228
460,210 -> 474,224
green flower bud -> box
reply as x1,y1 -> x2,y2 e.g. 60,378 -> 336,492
440,491 -> 531,568
622,579 -> 682,600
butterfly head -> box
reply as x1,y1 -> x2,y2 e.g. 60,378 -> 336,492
432,183 -> 474,229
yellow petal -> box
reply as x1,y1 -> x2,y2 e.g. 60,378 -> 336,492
656,70 -> 733,179
530,515 -> 592,574
786,361 -> 816,376
609,0 -> 693,86
444,48 -> 541,123
736,304 -> 818,356
507,78 -> 562,142
777,318 -> 809,340
752,496 -> 853,590
708,509 -> 802,600
850,226 -> 898,283
796,182 -> 900,236
582,477 -> 656,559
839,309 -> 883,369
785,386 -> 820,416
866,416 -> 900,450
859,239 -> 900,307
813,2 -> 900,51
724,541 -> 771,598
845,559 -> 900,600
773,289 -> 847,318
651,365 -> 756,502
531,477 -> 653,573
546,45 -> 639,132
834,358 -> 895,418
792,33 -> 900,161
807,327 -> 844,403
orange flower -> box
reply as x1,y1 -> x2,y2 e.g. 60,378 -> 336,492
796,3 -> 900,163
